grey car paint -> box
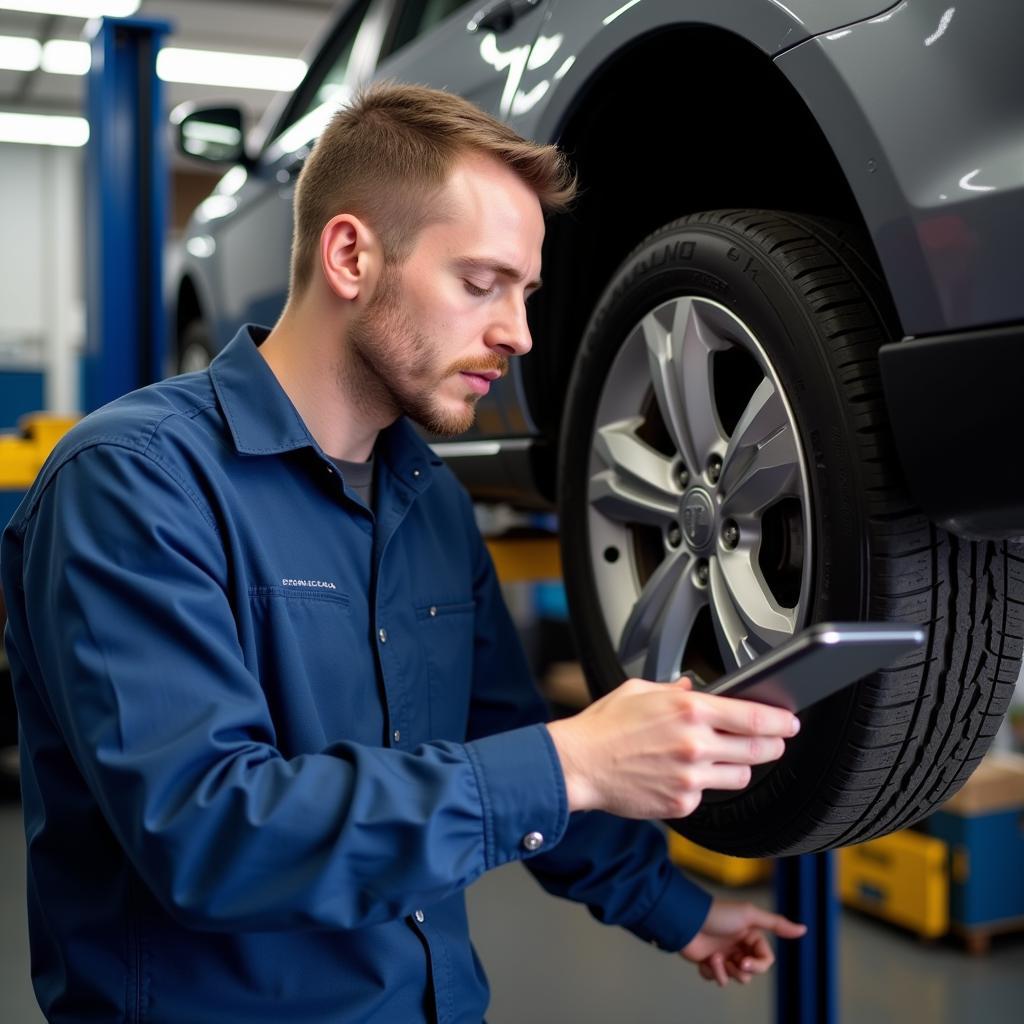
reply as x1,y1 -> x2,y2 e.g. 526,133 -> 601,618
175,0 -> 1023,531
777,0 -> 1024,336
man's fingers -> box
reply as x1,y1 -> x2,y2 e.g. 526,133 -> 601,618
725,960 -> 753,985
698,962 -> 715,982
688,693 -> 800,739
700,732 -> 787,767
743,909 -> 808,939
710,952 -> 728,987
684,763 -> 757,792
739,933 -> 775,972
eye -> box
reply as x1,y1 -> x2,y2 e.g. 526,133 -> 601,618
464,280 -> 494,297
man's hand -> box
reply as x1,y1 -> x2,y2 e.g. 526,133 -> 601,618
546,675 -> 800,819
681,899 -> 808,986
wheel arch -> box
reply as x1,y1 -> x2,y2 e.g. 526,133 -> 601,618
524,25 -> 881,497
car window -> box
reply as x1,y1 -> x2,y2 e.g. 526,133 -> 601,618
382,0 -> 469,61
266,0 -> 376,158
290,34 -> 361,130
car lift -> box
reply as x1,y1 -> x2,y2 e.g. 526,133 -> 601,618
82,15 -> 171,412
0,16 -> 837,1023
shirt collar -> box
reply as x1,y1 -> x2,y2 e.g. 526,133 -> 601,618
210,324 -> 316,456
209,324 -> 443,485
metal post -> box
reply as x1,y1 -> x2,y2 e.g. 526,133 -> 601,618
83,16 -> 171,412
775,851 -> 838,1024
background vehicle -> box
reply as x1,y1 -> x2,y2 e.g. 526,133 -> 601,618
172,0 -> 1024,856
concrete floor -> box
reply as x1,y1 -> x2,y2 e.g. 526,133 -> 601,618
2,796 -> 1022,1024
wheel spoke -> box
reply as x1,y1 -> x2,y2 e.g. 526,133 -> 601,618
719,377 -> 802,518
643,299 -> 727,473
618,550 -> 705,681
710,547 -> 797,667
589,418 -> 679,527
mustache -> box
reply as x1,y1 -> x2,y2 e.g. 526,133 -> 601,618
447,355 -> 509,378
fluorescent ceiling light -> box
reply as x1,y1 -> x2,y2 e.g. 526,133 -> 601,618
0,111 -> 88,146
27,38 -> 307,91
157,48 -> 306,91
41,38 -> 90,75
0,34 -> 40,72
0,1 -> 139,14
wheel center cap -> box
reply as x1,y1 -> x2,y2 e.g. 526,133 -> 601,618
680,488 -> 716,553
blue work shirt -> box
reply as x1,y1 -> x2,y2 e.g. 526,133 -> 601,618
2,326 -> 712,1023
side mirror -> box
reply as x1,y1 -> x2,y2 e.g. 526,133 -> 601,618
171,104 -> 247,165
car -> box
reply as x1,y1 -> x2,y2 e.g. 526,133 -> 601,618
171,0 -> 1024,857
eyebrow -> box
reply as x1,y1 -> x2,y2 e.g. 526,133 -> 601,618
454,257 -> 543,293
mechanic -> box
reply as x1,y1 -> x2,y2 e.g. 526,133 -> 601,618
1,82 -> 805,1023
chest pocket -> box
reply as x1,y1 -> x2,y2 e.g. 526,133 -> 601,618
416,599 -> 475,742
247,586 -> 383,752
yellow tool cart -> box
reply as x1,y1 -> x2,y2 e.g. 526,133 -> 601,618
838,828 -> 949,940
0,414 -> 79,526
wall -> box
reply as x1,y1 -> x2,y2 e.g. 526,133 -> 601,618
0,141 -> 83,426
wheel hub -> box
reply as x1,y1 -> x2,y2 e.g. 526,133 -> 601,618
680,487 -> 716,555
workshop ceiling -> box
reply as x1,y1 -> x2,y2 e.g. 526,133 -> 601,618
0,0 -> 338,130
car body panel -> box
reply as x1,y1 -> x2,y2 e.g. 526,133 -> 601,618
776,0 -> 1024,336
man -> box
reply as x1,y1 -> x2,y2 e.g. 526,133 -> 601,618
2,83 -> 804,1023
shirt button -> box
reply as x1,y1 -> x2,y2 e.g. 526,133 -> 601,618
326,465 -> 334,474
412,468 -> 421,479
522,831 -> 544,852
429,606 -> 437,617
414,909 -> 425,924
393,730 -> 401,743
378,628 -> 388,644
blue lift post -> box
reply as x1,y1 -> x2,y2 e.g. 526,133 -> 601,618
775,851 -> 838,1023
83,16 -> 172,412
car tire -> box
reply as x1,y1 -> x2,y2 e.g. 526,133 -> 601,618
557,209 -> 1023,857
177,319 -> 215,375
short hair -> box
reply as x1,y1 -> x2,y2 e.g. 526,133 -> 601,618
288,81 -> 577,298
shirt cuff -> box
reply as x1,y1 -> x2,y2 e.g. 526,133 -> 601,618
464,723 -> 569,870
628,867 -> 713,952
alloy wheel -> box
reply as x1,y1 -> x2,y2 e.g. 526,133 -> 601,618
585,296 -> 813,681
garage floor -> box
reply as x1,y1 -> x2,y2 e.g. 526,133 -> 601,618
2,798 -> 1022,1023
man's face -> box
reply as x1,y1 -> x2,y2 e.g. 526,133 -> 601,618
346,153 -> 545,437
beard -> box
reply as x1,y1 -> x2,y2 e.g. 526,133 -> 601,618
344,264 -> 507,438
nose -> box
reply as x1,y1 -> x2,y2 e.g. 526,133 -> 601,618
485,294 -> 533,357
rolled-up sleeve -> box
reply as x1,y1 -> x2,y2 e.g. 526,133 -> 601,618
6,442 -> 560,932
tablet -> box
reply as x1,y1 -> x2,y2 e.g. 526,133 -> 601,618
693,622 -> 925,713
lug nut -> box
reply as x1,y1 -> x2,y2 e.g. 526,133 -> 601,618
667,522 -> 682,548
722,521 -> 739,549
707,456 -> 722,485
696,560 -> 709,585
677,465 -> 690,489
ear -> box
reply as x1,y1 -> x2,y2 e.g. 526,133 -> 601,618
319,214 -> 381,302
